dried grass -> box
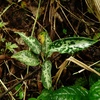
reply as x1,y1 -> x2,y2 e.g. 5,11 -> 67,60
85,0 -> 100,21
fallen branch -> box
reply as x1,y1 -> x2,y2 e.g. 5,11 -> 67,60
0,67 -> 41,99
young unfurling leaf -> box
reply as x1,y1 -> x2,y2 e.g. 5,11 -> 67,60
38,31 -> 52,57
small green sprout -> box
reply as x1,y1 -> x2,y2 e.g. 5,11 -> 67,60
5,42 -> 18,53
62,28 -> 67,35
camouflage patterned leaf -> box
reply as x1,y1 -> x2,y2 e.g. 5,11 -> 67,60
15,32 -> 41,54
38,31 -> 52,56
12,50 -> 39,66
41,60 -> 52,89
47,37 -> 98,57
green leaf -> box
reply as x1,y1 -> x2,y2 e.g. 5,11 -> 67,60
28,98 -> 37,100
6,42 -> 18,53
75,77 -> 88,86
48,37 -> 98,56
62,28 -> 67,35
42,32 -> 52,56
41,60 -> 52,89
0,22 -> 6,28
93,33 -> 100,39
38,31 -> 52,56
37,89 -> 52,100
0,38 -> 6,42
12,50 -> 39,66
89,68 -> 100,86
15,84 -> 22,91
15,84 -> 24,100
89,80 -> 100,100
15,32 -> 41,54
46,86 -> 88,100
19,91 -> 24,99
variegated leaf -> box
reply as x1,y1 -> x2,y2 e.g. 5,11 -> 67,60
15,32 -> 41,54
47,37 -> 98,56
12,50 -> 39,66
38,31 -> 52,56
41,60 -> 52,89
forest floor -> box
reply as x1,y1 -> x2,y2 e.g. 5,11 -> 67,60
0,0 -> 100,100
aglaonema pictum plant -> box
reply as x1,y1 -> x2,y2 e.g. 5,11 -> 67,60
12,31 -> 53,89
11,31 -> 100,99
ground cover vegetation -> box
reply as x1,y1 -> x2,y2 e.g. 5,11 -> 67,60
0,0 -> 100,100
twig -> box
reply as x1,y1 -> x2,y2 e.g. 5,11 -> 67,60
0,79 -> 16,100
68,56 -> 100,76
31,0 -> 41,36
60,7 -> 77,35
73,60 -> 100,75
27,14 -> 47,32
0,67 -> 41,99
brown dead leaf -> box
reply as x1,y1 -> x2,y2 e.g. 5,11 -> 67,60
0,67 -> 3,78
0,55 -> 6,60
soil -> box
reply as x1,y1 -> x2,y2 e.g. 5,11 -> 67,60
0,0 -> 100,99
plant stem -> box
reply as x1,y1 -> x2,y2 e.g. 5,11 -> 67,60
31,0 -> 41,36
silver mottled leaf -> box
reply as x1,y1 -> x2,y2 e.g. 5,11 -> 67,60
15,32 -> 41,54
41,60 -> 52,89
38,31 -> 52,57
42,32 -> 52,55
47,37 -> 98,56
12,50 -> 39,66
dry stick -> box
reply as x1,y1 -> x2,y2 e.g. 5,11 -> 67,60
68,56 -> 100,76
56,1 -> 81,22
60,7 -> 77,35
0,4 -> 19,46
53,56 -> 100,85
43,0 -> 49,24
0,4 -> 12,16
0,80 -> 15,100
31,0 -> 41,36
53,60 -> 69,84
21,75 -> 27,100
26,14 -> 47,32
0,67 -> 41,99
4,60 -> 20,80
56,0 -> 90,25
73,60 -> 100,75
